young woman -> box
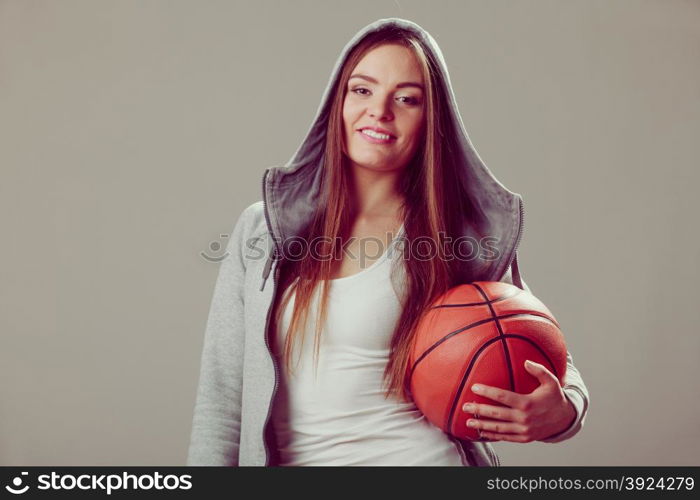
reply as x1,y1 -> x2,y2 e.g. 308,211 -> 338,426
187,18 -> 589,467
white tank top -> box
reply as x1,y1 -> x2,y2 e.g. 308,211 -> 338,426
270,224 -> 466,466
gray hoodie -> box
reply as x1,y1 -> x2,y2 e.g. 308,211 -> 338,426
186,17 -> 589,467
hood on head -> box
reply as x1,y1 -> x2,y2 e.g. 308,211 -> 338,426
261,17 -> 524,290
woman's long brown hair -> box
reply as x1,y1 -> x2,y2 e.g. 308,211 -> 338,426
272,25 -> 477,403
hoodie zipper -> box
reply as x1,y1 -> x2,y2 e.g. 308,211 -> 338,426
261,256 -> 280,466
260,169 -> 273,292
491,443 -> 501,466
260,167 -> 281,466
504,195 -> 526,280
260,168 -> 279,292
514,195 -> 525,255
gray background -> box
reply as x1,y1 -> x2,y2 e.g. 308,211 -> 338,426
1,0 -> 698,466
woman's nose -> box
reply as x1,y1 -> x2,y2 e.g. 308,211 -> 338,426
368,96 -> 393,121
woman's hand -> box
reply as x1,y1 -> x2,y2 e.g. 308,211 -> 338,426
461,359 -> 576,443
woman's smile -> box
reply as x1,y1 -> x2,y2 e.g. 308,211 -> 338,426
357,128 -> 397,144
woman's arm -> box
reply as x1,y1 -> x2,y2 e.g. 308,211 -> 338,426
500,258 -> 590,443
186,205 -> 253,465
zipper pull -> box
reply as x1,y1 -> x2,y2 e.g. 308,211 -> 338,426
260,249 -> 276,292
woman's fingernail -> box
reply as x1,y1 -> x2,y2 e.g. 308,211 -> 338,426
463,403 -> 474,412
472,384 -> 482,392
467,420 -> 477,427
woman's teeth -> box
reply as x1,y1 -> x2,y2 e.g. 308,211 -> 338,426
361,129 -> 392,140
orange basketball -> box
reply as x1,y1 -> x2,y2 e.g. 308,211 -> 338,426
408,281 -> 568,441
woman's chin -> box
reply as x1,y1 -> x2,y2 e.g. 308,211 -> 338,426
352,161 -> 398,172
346,154 -> 399,171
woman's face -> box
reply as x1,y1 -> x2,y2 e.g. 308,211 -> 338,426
342,43 -> 426,173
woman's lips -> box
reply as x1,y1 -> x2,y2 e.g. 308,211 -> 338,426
357,129 -> 397,145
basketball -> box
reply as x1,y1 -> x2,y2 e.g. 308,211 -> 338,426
408,281 -> 568,441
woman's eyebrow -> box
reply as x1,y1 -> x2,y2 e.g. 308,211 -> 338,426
349,73 -> 424,90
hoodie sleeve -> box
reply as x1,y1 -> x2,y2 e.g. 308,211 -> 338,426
186,204 -> 254,466
500,259 -> 590,443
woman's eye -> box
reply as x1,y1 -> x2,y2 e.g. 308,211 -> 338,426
350,88 -> 421,106
397,96 -> 420,105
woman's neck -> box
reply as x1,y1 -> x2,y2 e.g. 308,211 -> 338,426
347,166 -> 404,220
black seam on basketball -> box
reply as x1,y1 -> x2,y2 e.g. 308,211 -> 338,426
443,334 -> 559,436
506,334 -> 560,379
408,312 -> 559,379
474,283 -> 515,393
445,335 -> 503,434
